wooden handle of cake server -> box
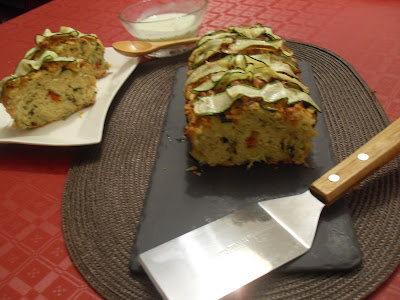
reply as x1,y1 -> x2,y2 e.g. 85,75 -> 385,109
310,118 -> 400,205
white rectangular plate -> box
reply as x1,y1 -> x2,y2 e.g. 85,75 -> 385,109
0,47 -> 139,146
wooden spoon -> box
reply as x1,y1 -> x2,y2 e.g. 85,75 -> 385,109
112,37 -> 200,57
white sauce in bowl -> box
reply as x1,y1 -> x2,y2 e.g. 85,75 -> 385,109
131,13 -> 198,41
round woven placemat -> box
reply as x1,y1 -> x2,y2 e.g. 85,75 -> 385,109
62,41 -> 400,300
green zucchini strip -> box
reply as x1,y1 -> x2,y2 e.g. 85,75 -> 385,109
193,81 -> 321,115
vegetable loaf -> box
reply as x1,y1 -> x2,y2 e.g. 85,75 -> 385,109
184,24 -> 320,166
0,51 -> 97,129
25,26 -> 110,79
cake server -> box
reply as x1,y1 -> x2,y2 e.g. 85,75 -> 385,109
139,118 -> 400,300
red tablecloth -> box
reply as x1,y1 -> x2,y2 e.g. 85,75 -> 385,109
0,0 -> 399,298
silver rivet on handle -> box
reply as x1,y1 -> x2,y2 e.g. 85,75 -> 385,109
358,153 -> 369,161
328,174 -> 340,182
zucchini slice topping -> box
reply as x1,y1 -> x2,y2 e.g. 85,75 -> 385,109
35,26 -> 98,46
1,51 -> 77,97
186,24 -> 320,117
23,26 -> 99,61
193,81 -> 321,115
187,54 -> 308,93
228,25 -> 281,40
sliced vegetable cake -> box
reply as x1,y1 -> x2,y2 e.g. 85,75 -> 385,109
25,26 -> 110,79
0,51 -> 97,129
184,24 -> 320,166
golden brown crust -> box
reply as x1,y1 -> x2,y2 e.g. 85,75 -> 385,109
37,35 -> 98,49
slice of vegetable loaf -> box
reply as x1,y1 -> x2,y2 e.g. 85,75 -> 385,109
25,26 -> 110,79
184,24 -> 320,166
0,51 -> 97,129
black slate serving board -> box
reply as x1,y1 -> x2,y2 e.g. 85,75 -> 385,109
130,61 -> 362,273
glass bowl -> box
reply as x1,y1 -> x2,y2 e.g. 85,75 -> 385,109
119,0 -> 207,57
